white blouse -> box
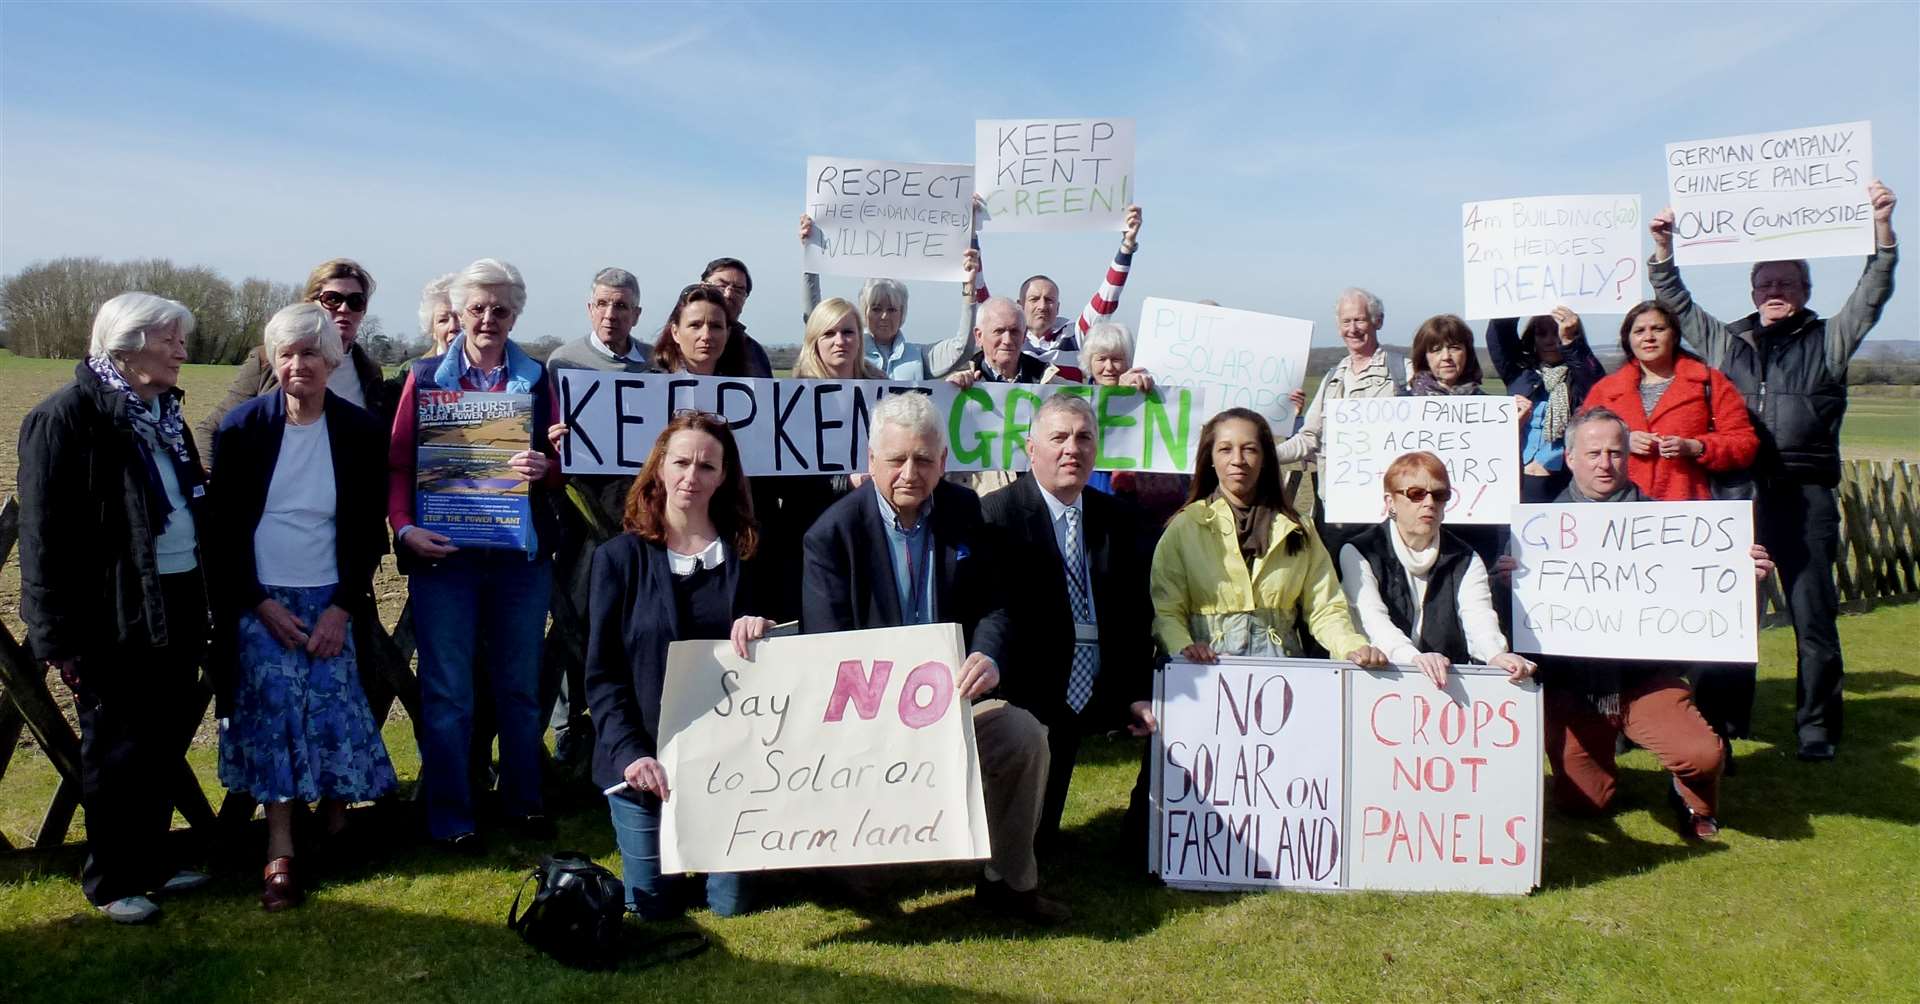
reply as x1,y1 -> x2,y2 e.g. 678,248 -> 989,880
1338,536 -> 1508,665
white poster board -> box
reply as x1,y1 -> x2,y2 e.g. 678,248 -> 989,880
803,156 -> 973,282
1345,667 -> 1543,895
554,371 -> 1201,476
1665,121 -> 1875,266
1151,658 -> 1346,890
975,117 -> 1135,232
1510,500 -> 1758,662
1320,396 -> 1519,525
657,624 -> 992,874
1132,296 -> 1313,431
1461,195 -> 1643,319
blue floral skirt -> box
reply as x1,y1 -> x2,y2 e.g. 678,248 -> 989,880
218,584 -> 399,803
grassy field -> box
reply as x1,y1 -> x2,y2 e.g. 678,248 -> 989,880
0,603 -> 1915,1002
1,350 -> 1917,1001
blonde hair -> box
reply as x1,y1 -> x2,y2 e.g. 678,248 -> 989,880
796,298 -> 884,380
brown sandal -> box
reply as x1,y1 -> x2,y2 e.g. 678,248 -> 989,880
261,856 -> 302,912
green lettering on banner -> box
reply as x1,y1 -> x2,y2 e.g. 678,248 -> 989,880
1144,388 -> 1192,469
999,389 -> 1043,468
949,387 -> 994,466
1093,386 -> 1140,470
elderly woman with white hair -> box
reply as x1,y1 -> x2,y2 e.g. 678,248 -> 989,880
209,303 -> 398,911
798,215 -> 976,380
420,272 -> 461,355
387,257 -> 563,852
17,292 -> 215,924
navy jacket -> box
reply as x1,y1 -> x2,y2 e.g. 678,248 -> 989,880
585,533 -> 763,797
800,480 -> 1010,669
1485,317 -> 1606,404
980,474 -> 1156,729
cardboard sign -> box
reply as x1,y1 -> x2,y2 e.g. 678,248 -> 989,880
803,156 -> 973,282
554,371 -> 1201,476
1345,667 -> 1543,895
1131,297 -> 1313,431
1151,658 -> 1346,890
1320,396 -> 1520,525
1509,500 -> 1758,662
1665,121 -> 1875,266
657,624 -> 992,874
975,118 -> 1135,232
413,390 -> 532,550
1461,195 -> 1643,319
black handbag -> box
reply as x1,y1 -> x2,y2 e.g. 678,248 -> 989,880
1701,374 -> 1757,502
506,852 -> 710,971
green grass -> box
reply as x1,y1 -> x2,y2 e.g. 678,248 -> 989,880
1838,395 -> 1920,462
2,603 -> 1916,1002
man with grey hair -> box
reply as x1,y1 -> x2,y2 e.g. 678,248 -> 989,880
539,267 -> 650,766
982,393 -> 1157,854
1293,286 -> 1412,567
1646,180 -> 1898,762
801,391 -> 1066,923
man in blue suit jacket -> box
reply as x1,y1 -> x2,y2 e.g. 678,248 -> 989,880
802,392 -> 1066,924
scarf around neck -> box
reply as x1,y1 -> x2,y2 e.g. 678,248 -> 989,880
1409,373 -> 1482,397
1213,489 -> 1275,572
1389,521 -> 1440,577
87,354 -> 191,466
1537,363 -> 1572,443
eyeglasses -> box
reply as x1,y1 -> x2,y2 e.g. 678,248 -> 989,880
463,304 -> 515,321
314,290 -> 368,312
705,278 -> 748,295
1394,486 -> 1452,504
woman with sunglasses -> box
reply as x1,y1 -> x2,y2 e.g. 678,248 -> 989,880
197,259 -> 395,464
1337,451 -> 1535,689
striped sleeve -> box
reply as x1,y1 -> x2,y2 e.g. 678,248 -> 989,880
1074,240 -> 1135,335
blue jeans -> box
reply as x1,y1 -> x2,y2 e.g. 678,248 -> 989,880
412,549 -> 552,839
606,793 -> 750,919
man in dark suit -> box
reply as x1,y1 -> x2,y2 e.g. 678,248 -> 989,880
802,391 -> 1066,924
982,394 -> 1157,854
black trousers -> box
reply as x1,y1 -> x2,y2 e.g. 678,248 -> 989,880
1035,708 -> 1151,853
75,571 -> 208,906
1758,482 -> 1845,744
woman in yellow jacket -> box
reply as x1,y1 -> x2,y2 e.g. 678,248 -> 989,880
1151,407 -> 1387,666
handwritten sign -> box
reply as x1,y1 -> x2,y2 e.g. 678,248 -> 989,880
1151,658 -> 1345,890
803,156 -> 973,282
1131,297 -> 1312,432
1460,195 -> 1643,319
1665,121 -> 1875,266
1320,396 -> 1519,525
1510,500 -> 1757,662
975,117 -> 1135,232
555,371 -> 1200,477
1345,667 -> 1542,895
657,624 -> 992,873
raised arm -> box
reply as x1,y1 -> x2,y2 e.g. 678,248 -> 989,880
1647,206 -> 1735,368
1825,181 -> 1900,373
1070,205 -> 1141,337
1484,318 -> 1524,384
799,214 -> 823,323
925,245 -> 983,379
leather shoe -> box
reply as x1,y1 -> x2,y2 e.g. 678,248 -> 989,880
261,857 -> 302,912
1797,740 -> 1837,762
975,878 -> 1071,925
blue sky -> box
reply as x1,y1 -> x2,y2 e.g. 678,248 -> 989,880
3,1 -> 1916,352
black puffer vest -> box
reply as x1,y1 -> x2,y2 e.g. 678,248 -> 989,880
1716,310 -> 1847,486
1348,521 -> 1473,664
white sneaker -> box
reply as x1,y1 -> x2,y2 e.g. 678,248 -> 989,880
98,895 -> 161,924
159,870 -> 211,894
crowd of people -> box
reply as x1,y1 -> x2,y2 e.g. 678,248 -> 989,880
12,179 -> 1899,926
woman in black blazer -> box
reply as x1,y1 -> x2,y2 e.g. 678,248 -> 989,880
586,411 -> 772,920
208,303 -> 396,912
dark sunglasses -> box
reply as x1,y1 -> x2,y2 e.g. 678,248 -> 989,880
1395,486 -> 1453,504
314,290 -> 368,312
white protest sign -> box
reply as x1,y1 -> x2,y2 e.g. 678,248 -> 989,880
803,157 -> 973,282
1320,396 -> 1519,525
975,117 -> 1135,232
1665,121 -> 1875,266
1510,500 -> 1758,662
554,371 -> 1201,476
657,624 -> 992,874
1461,195 -> 1643,319
1345,667 -> 1542,895
1151,658 -> 1345,890
1132,297 -> 1313,431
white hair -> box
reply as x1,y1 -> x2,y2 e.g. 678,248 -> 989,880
592,266 -> 640,301
417,272 -> 457,336
1081,321 -> 1134,369
977,295 -> 1023,332
449,258 -> 527,315
859,278 -> 908,322
263,302 -> 345,369
1336,287 -> 1384,326
868,391 -> 944,450
89,292 -> 196,358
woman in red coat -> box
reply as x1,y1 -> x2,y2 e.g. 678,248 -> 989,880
1582,301 -> 1759,501
1582,300 -> 1762,748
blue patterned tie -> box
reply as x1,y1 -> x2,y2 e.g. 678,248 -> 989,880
1063,506 -> 1100,713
